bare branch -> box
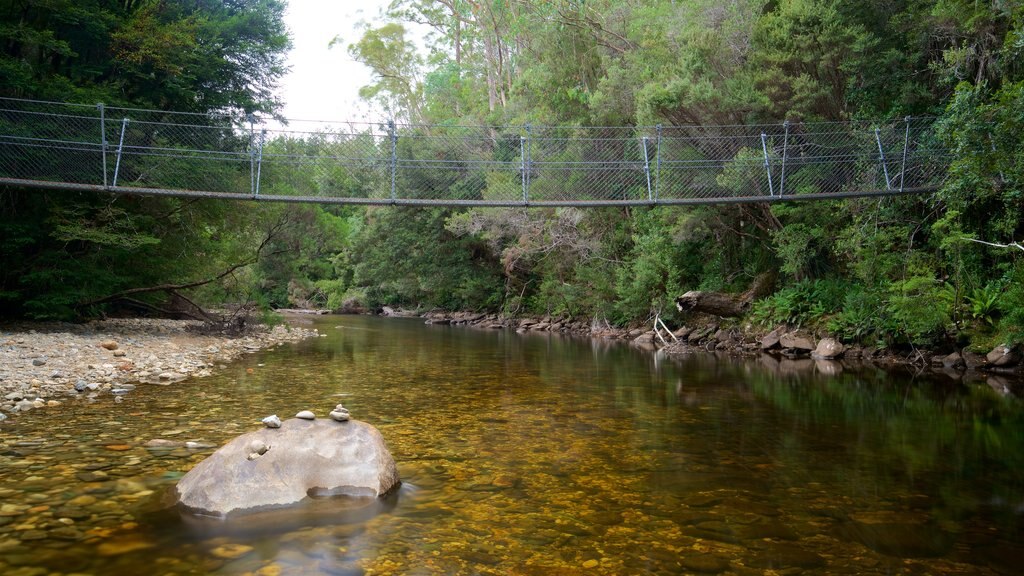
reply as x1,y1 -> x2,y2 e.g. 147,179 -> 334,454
963,237 -> 1024,252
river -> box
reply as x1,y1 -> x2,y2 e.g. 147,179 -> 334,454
0,315 -> 1022,575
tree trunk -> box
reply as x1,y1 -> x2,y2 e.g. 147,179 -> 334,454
675,272 -> 775,318
675,291 -> 747,317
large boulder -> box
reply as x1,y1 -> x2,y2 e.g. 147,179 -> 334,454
986,344 -> 1020,368
812,338 -> 845,359
176,418 -> 399,518
779,331 -> 815,352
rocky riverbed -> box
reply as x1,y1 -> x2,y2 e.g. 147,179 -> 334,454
0,318 -> 318,420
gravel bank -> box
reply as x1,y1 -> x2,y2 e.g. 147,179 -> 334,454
0,318 -> 318,419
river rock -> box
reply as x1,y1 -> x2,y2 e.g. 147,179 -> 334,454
330,404 -> 351,422
261,415 -> 282,428
632,332 -> 655,344
99,340 -> 119,350
0,412 -> 6,422
941,351 -> 965,369
962,349 -> 987,369
31,358 -> 46,366
761,327 -> 786,350
779,331 -> 815,352
986,344 -> 1020,368
295,410 -> 315,420
175,418 -> 399,517
812,338 -> 845,359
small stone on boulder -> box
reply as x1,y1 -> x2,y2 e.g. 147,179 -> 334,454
812,338 -> 845,359
330,404 -> 351,422
261,415 -> 282,428
986,344 -> 1020,368
295,410 -> 316,420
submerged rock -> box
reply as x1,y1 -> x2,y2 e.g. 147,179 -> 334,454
175,418 -> 399,518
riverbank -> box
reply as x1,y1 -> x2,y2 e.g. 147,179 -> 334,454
0,318 -> 319,419
415,309 -> 1024,390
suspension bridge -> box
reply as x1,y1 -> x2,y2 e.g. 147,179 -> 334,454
0,97 -> 949,207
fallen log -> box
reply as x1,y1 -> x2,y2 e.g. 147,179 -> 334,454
675,291 -> 746,317
675,272 -> 775,318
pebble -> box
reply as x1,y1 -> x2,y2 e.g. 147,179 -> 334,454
329,403 -> 351,422
210,543 -> 254,560
0,412 -> 6,422
0,319 -> 318,413
296,410 -> 315,420
184,441 -> 216,449
262,415 -> 282,428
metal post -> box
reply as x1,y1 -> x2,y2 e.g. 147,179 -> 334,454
112,118 -> 129,187
520,133 -> 528,204
523,124 -> 532,205
654,124 -> 662,201
760,132 -> 774,197
874,127 -> 891,190
98,103 -> 108,187
254,129 -> 265,197
248,116 -> 256,196
779,121 -> 789,198
642,136 -> 652,202
388,120 -> 398,202
899,117 -> 910,192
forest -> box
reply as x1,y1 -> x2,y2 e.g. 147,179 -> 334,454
0,0 -> 1021,353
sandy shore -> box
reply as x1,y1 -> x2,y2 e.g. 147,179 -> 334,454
0,318 -> 318,419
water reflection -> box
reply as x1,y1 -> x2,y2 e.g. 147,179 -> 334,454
0,316 -> 1022,574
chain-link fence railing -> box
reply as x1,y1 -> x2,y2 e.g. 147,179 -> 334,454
0,97 -> 951,206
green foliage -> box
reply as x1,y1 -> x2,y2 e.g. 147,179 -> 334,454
826,288 -> 893,344
886,275 -> 952,345
347,207 -> 502,311
998,262 -> 1024,342
965,283 -> 1002,327
1,0 -> 1020,367
749,279 -> 847,327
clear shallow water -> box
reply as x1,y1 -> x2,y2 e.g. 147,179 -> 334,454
1,315 -> 1022,575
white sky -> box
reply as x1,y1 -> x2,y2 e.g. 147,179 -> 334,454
277,0 -> 426,126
